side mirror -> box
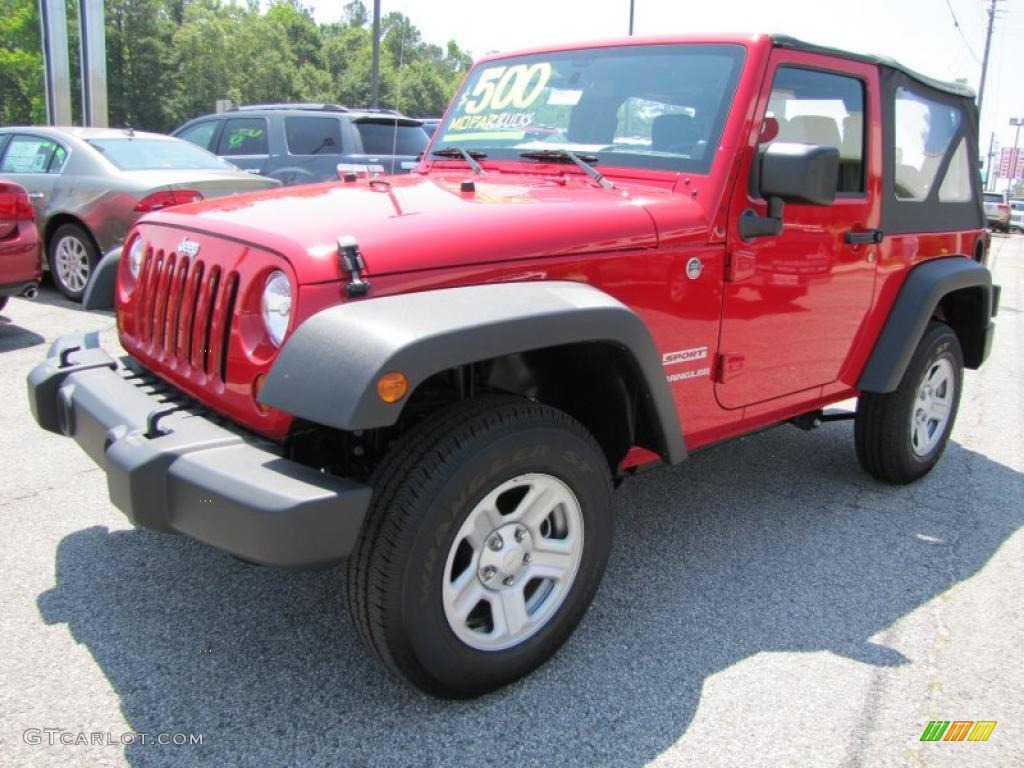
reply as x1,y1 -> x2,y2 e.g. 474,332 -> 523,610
739,142 -> 840,240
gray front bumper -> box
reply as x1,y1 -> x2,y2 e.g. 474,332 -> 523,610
27,333 -> 372,568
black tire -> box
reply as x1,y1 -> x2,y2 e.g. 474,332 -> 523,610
346,395 -> 613,698
48,223 -> 99,301
0,296 -> 8,312
855,322 -> 963,484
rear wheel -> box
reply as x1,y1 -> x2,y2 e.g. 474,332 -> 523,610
855,322 -> 963,484
0,296 -> 7,312
346,395 -> 613,698
48,223 -> 98,301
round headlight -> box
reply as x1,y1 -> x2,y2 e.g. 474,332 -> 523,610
128,238 -> 144,280
261,270 -> 292,347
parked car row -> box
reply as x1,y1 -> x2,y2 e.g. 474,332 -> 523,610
0,127 -> 281,300
0,104 -> 437,306
172,104 -> 430,185
981,190 -> 1024,233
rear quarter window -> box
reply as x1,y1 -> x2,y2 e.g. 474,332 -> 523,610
893,88 -> 961,201
285,117 -> 344,155
356,122 -> 428,156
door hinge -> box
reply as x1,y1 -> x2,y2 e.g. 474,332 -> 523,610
715,353 -> 745,383
725,249 -> 756,282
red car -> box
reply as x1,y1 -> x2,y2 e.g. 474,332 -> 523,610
30,34 -> 999,697
0,181 -> 41,311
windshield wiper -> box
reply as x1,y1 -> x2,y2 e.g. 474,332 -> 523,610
432,146 -> 486,175
519,149 -> 613,189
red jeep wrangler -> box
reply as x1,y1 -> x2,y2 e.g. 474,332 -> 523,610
29,35 -> 999,698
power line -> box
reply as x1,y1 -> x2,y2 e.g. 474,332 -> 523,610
944,0 -> 982,63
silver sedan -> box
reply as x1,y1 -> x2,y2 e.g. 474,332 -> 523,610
0,127 -> 281,300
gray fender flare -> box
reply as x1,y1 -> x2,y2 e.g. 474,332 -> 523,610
858,257 -> 994,393
82,247 -> 121,310
260,281 -> 686,463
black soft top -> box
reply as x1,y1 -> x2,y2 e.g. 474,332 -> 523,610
771,35 -> 975,99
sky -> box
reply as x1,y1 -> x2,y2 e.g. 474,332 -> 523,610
302,0 -> 1024,170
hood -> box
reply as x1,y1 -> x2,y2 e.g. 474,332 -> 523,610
144,172 -> 708,283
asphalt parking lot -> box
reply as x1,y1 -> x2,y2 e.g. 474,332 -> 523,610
0,240 -> 1021,768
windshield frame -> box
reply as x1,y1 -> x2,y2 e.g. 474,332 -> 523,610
432,42 -> 747,176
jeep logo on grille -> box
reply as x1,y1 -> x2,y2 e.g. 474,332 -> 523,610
178,238 -> 200,258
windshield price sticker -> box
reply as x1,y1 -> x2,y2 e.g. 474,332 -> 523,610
448,112 -> 535,133
445,62 -> 553,138
463,62 -> 552,114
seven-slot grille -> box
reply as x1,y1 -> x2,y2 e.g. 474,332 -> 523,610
134,245 -> 240,382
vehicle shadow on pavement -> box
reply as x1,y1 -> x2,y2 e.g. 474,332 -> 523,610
29,280 -> 116,317
36,425 -> 1024,767
0,317 -> 46,353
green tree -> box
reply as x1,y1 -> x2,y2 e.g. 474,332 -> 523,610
0,0 -> 45,124
105,0 -> 177,130
1,0 -> 472,130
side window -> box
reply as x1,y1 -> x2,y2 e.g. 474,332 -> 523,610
762,67 -> 865,194
216,118 -> 268,156
938,137 -> 972,202
0,135 -> 64,173
50,144 -> 68,173
178,121 -> 219,151
894,88 -> 962,201
285,117 -> 343,155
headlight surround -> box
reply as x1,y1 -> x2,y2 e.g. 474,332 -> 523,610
127,237 -> 144,280
261,270 -> 292,347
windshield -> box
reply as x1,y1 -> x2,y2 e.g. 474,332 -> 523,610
436,43 -> 745,174
87,138 -> 235,171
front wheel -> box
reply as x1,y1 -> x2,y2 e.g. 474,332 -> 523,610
346,396 -> 613,698
855,322 -> 963,484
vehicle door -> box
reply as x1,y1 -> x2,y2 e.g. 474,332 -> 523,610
214,116 -> 270,175
717,53 -> 881,409
0,133 -> 69,236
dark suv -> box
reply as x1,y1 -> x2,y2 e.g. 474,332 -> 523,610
172,104 -> 428,186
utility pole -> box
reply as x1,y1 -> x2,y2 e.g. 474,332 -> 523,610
977,0 -> 1003,120
370,0 -> 381,108
628,0 -> 635,35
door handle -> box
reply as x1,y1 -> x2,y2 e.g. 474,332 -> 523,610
844,228 -> 883,245
27,192 -> 45,200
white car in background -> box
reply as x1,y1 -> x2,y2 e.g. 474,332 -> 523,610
1009,199 -> 1024,232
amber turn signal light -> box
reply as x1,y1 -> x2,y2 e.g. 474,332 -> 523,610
377,371 -> 409,403
252,373 -> 271,414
